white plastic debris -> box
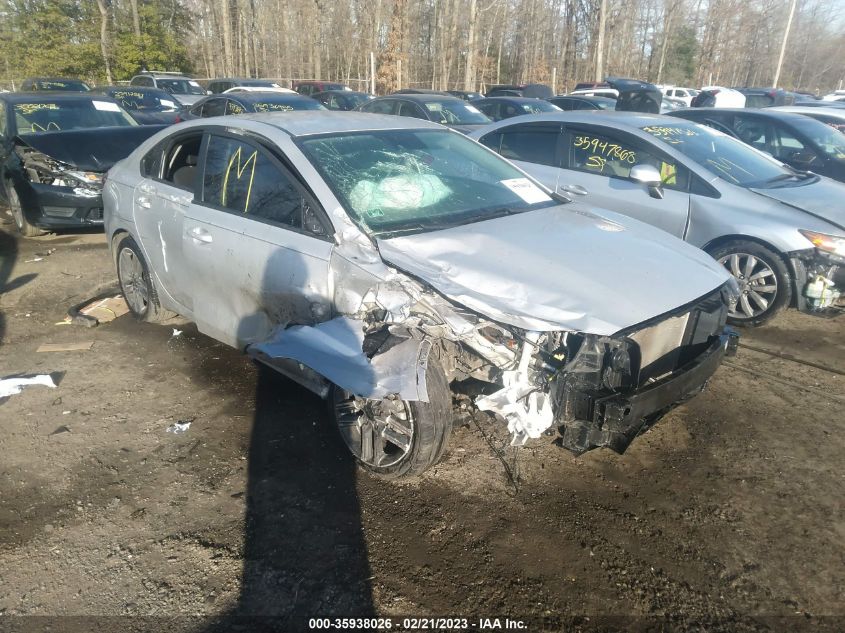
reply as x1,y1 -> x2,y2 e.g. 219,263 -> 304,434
0,374 -> 57,398
171,328 -> 183,337
166,421 -> 191,434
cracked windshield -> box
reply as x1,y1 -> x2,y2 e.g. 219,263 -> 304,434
299,129 -> 555,237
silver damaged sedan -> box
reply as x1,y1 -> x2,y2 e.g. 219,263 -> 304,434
104,112 -> 739,476
470,112 -> 845,326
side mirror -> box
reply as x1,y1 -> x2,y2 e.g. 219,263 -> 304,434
629,164 -> 664,199
557,183 -> 588,196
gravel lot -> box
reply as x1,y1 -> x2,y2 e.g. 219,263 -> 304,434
1,227 -> 843,632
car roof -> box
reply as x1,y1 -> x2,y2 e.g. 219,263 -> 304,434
377,93 -> 463,103
313,90 -> 369,96
474,110 -> 674,127
478,96 -> 546,103
0,92 -> 116,103
227,111 -> 444,137
24,77 -> 87,83
139,73 -> 192,79
676,107 -> 816,124
224,92 -> 314,103
97,85 -> 168,93
771,106 -> 845,118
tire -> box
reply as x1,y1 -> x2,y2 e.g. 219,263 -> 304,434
330,357 -> 453,478
115,235 -> 175,323
6,180 -> 44,237
707,240 -> 791,327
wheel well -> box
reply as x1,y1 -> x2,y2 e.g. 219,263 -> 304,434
702,233 -> 799,306
110,230 -> 129,265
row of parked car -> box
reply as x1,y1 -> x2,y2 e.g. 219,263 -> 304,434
1,71 -> 843,476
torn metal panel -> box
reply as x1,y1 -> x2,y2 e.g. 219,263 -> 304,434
377,205 -> 731,335
249,316 -> 431,401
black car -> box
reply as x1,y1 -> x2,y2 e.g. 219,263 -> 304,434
184,92 -> 326,119
0,93 -> 164,236
207,78 -> 283,94
485,83 -> 553,99
20,78 -> 91,92
90,86 -> 183,125
669,107 -> 845,182
605,77 -> 662,113
473,96 -> 560,121
311,90 -> 374,111
357,93 -> 491,133
391,88 -> 452,96
446,90 -> 483,101
736,88 -> 796,108
546,95 -> 617,111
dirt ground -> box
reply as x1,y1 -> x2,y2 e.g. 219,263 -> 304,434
1,226 -> 843,633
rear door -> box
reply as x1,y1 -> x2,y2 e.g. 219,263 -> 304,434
559,124 -> 691,237
180,131 -> 335,348
132,130 -> 204,311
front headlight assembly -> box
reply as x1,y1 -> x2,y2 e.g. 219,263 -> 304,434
799,229 -> 845,259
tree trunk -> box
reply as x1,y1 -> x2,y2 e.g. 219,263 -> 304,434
95,0 -> 112,83
594,0 -> 607,82
463,0 -> 478,90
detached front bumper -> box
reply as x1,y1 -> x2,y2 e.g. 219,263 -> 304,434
561,329 -> 738,454
25,183 -> 104,229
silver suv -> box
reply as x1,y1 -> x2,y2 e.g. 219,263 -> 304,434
129,71 -> 207,106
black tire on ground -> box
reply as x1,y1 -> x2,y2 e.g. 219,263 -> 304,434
707,239 -> 791,327
331,358 -> 454,478
115,234 -> 175,323
6,180 -> 44,237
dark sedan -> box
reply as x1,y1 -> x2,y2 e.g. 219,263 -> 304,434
473,96 -> 560,121
91,86 -> 183,125
357,93 -> 491,133
670,107 -> 845,183
547,95 -> 617,111
0,93 -> 164,236
185,92 -> 326,119
311,90 -> 374,111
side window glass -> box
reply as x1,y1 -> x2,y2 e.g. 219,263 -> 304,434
203,99 -> 225,117
732,116 -> 772,153
365,99 -> 395,115
201,135 -> 327,236
397,102 -> 427,119
141,139 -> 168,178
161,134 -> 203,191
0,102 -> 6,136
773,124 -> 819,166
497,123 -> 562,167
477,131 -> 502,153
225,99 -> 246,115
567,128 -> 690,191
504,104 -> 521,118
478,102 -> 498,120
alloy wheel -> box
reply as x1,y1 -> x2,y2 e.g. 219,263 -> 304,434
332,390 -> 414,468
118,247 -> 149,315
718,252 -> 778,319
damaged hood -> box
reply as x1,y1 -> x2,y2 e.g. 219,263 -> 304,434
16,126 -> 166,171
750,178 -> 845,231
377,205 -> 730,335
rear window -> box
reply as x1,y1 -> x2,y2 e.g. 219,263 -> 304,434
252,98 -> 325,112
13,100 -> 137,134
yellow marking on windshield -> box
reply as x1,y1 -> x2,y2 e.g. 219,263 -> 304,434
15,103 -> 60,115
30,122 -> 61,132
253,103 -> 294,112
222,146 -> 258,212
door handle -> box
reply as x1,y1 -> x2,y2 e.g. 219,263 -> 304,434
188,226 -> 212,244
136,196 -> 151,209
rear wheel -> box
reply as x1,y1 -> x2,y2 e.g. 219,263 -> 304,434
116,235 -> 174,323
6,181 -> 44,237
708,240 -> 791,327
330,359 -> 453,478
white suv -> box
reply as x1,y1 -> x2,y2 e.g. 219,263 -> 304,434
129,72 -> 207,106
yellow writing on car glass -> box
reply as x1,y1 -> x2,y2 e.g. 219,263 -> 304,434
15,103 -> 60,115
222,146 -> 258,212
573,135 -> 636,163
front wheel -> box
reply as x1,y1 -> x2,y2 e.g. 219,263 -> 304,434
708,240 -> 791,327
6,181 -> 44,237
330,359 -> 453,478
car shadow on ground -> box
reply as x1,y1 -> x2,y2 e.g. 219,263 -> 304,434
197,246 -> 376,632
